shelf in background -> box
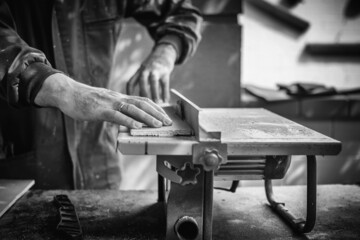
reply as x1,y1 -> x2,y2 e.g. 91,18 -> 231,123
246,0 -> 310,32
305,43 -> 360,56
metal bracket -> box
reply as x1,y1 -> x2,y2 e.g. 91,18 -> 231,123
171,89 -> 222,142
157,157 -> 201,186
265,155 -> 317,233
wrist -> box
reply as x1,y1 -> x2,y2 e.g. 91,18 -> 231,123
152,44 -> 177,68
157,35 -> 183,64
34,73 -> 73,109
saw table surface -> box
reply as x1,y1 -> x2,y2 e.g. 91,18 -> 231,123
118,108 -> 341,156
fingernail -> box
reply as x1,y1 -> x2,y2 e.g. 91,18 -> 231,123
153,120 -> 162,128
133,122 -> 143,129
163,117 -> 172,126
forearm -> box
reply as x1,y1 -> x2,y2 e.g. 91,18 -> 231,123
35,73 -> 115,119
127,0 -> 203,64
0,0 -> 57,107
36,73 -> 173,128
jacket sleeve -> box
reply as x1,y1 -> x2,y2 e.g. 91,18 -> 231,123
0,0 -> 60,108
125,0 -> 202,64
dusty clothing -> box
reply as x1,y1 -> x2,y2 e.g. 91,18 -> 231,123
0,0 -> 202,189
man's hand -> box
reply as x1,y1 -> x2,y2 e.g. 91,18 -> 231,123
34,73 -> 172,128
127,44 -> 177,104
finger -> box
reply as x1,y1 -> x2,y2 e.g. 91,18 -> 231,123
161,75 -> 170,103
149,72 -> 161,103
127,70 -> 140,95
126,98 -> 172,126
119,102 -> 163,128
139,71 -> 150,98
126,95 -> 167,115
102,109 -> 143,129
127,96 -> 167,116
136,98 -> 168,122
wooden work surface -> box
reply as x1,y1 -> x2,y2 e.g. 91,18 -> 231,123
1,186 -> 360,240
118,108 -> 341,156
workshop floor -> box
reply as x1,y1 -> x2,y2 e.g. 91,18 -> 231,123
1,184 -> 359,240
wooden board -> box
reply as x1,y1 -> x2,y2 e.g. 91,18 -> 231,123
0,179 -> 34,218
130,106 -> 194,137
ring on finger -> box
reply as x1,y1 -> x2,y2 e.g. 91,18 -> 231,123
119,103 -> 125,112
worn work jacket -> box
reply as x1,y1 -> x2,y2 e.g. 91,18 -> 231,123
0,0 -> 202,189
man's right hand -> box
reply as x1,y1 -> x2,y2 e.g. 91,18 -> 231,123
34,73 -> 173,128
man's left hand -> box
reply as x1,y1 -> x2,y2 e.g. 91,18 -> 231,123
127,44 -> 177,104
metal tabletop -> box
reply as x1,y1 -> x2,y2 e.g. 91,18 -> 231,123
118,108 -> 341,156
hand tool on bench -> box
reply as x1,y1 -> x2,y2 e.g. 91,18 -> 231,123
53,195 -> 83,240
118,89 -> 341,240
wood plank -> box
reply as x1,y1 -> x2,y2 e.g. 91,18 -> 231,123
118,132 -> 197,155
130,106 -> 194,137
0,179 -> 34,218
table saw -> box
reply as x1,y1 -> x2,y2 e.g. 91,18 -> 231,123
118,90 -> 341,240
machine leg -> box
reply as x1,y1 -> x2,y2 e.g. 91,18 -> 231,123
166,169 -> 204,240
158,174 -> 166,203
157,155 -> 215,239
203,171 -> 214,240
265,155 -> 317,233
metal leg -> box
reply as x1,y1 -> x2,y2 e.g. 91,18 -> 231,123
157,156 -> 204,240
230,180 -> 239,193
157,154 -> 216,239
203,171 -> 214,240
166,167 -> 204,240
265,155 -> 317,233
158,174 -> 165,203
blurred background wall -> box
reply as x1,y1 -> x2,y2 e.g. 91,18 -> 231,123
241,0 -> 360,187
109,0 -> 360,189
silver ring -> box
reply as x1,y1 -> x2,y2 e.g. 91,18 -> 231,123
119,103 -> 125,112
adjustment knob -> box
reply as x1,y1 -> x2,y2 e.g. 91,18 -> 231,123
198,149 -> 223,171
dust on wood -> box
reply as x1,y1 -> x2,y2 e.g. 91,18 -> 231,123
130,106 -> 194,137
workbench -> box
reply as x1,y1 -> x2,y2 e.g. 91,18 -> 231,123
1,185 -> 360,240
117,90 -> 341,240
